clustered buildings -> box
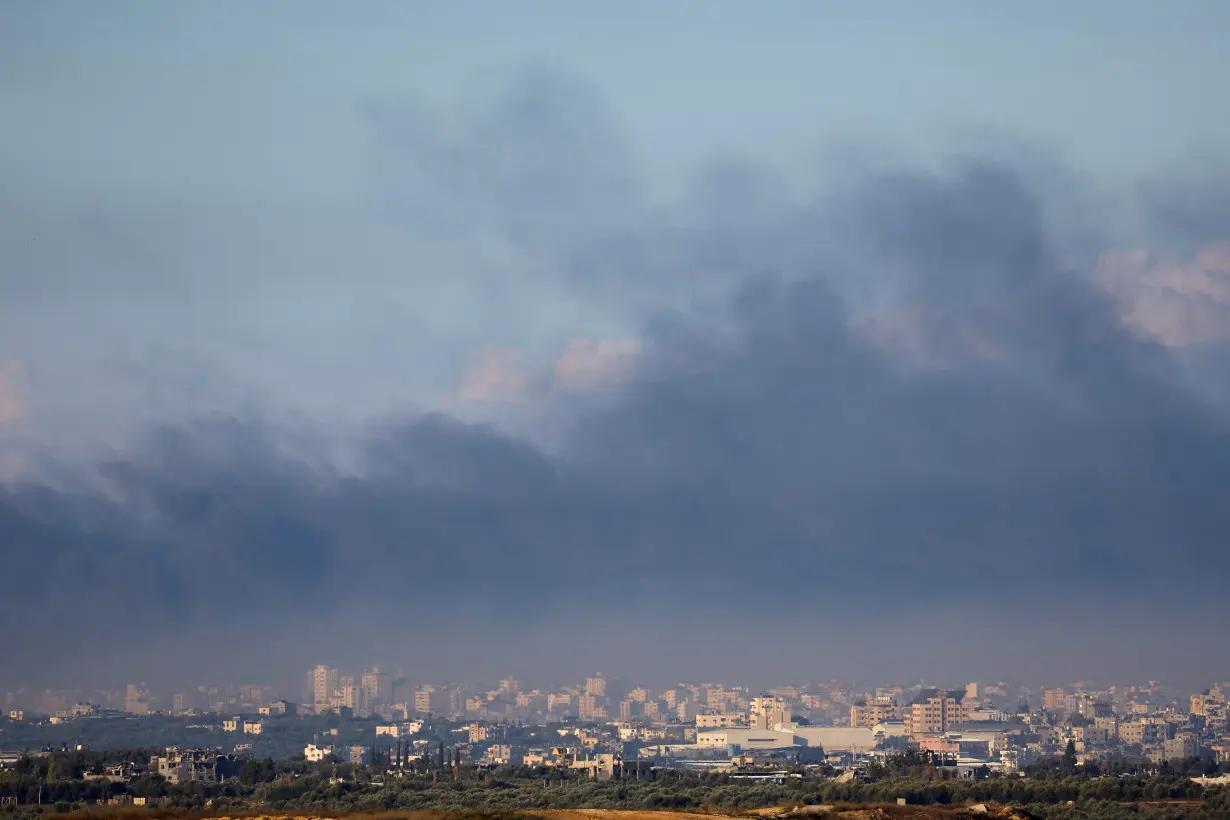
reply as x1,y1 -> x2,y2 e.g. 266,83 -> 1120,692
6,672 -> 1230,779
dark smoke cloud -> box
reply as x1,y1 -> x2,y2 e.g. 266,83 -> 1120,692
3,69 -> 1230,691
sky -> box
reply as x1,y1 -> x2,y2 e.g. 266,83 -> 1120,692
3,1 -> 1230,693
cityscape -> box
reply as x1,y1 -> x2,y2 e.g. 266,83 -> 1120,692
5,670 -> 1230,777
5,1 -> 1230,818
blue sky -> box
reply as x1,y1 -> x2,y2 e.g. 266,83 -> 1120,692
7,1 -> 1230,195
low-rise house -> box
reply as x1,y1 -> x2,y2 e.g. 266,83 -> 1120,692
304,743 -> 333,762
571,752 -> 622,780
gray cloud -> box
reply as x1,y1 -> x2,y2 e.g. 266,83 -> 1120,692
3,68 -> 1230,690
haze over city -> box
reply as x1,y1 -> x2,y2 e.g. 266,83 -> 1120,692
3,0 -> 1230,695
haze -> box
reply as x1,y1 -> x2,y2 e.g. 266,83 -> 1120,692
3,0 -> 1230,693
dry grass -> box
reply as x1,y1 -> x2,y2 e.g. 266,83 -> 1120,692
40,807 -> 1035,820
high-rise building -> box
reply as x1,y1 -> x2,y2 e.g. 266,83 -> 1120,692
362,667 -> 392,711
312,665 -> 339,711
124,683 -> 151,715
578,693 -> 607,720
414,685 -> 435,714
1043,689 -> 1074,714
585,675 -> 607,697
445,686 -> 464,717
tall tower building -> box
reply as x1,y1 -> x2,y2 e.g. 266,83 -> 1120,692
414,685 -> 435,714
362,667 -> 392,712
312,665 -> 339,712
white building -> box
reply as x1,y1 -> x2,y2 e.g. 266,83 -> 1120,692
304,744 -> 333,762
696,729 -> 798,750
376,720 -> 423,737
696,713 -> 747,728
792,726 -> 876,753
696,726 -> 877,753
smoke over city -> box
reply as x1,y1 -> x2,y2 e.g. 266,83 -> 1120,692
3,4 -> 1230,693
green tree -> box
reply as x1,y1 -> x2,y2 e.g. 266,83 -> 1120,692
1063,739 -> 1078,772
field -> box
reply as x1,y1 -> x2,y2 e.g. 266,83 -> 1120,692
22,805 -> 1039,820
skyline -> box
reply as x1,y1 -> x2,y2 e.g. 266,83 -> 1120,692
3,2 -> 1230,690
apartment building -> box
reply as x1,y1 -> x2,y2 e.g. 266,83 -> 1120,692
1191,691 -> 1227,720
548,692 -> 576,714
1119,720 -> 1164,745
696,712 -> 746,728
1043,689 -> 1075,714
750,696 -> 790,729
904,690 -> 969,736
1163,735 -> 1199,761
414,685 -> 435,713
362,667 -> 392,710
579,693 -> 608,720
312,665 -> 339,711
851,697 -> 901,728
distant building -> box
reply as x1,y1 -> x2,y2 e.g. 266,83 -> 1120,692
579,693 -> 607,720
750,696 -> 790,729
851,697 -> 901,728
904,690 -> 969,737
150,749 -> 240,784
304,743 -> 333,763
1164,735 -> 1199,761
1043,689 -> 1075,714
571,752 -> 621,780
793,726 -> 878,753
482,744 -> 521,766
696,713 -> 746,728
312,665 -> 339,712
124,683 -> 151,715
362,667 -> 392,711
243,721 -> 264,735
376,721 -> 423,737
